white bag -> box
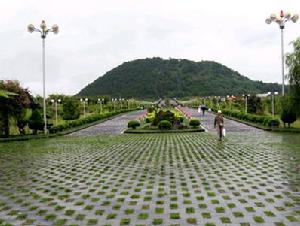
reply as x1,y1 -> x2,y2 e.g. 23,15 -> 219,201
222,128 -> 226,137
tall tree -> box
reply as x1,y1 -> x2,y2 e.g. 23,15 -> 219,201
286,37 -> 300,116
0,81 -> 33,137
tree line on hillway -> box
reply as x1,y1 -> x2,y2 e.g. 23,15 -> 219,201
0,81 -> 118,138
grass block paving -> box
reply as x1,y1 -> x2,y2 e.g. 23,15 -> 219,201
0,130 -> 299,225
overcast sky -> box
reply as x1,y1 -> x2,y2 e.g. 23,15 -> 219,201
0,0 -> 299,96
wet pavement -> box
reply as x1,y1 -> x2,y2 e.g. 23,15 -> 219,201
182,107 -> 261,134
0,109 -> 299,226
68,110 -> 146,136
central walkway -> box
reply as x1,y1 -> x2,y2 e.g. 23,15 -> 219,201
182,107 -> 261,133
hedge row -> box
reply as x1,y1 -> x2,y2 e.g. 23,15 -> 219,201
212,108 -> 280,127
49,109 -> 134,134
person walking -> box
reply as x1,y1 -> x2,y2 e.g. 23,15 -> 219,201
201,105 -> 207,116
214,110 -> 224,141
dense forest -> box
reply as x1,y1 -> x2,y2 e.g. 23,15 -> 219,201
78,58 -> 281,99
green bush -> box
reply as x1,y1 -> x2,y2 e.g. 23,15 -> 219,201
189,119 -> 200,128
28,110 -> 44,134
145,116 -> 155,123
158,120 -> 172,130
147,107 -> 155,113
152,110 -> 175,126
128,120 -> 140,129
217,109 -> 280,128
281,104 -> 297,128
62,98 -> 80,120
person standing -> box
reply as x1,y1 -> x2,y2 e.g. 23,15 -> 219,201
214,110 -> 224,141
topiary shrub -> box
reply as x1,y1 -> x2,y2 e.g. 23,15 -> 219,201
281,105 -> 297,128
152,110 -> 175,126
158,120 -> 172,130
63,98 -> 80,120
189,119 -> 200,128
128,120 -> 140,129
145,116 -> 155,123
28,109 -> 44,134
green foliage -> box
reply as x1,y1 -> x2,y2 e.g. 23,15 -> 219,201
147,106 -> 155,113
286,37 -> 300,115
281,100 -> 297,128
128,120 -> 140,129
158,120 -> 172,130
189,119 -> 200,128
152,110 -> 175,126
62,98 -> 80,120
0,81 -> 33,137
219,109 -> 280,127
28,110 -> 44,134
247,95 -> 263,114
145,116 -> 155,123
78,58 -> 281,99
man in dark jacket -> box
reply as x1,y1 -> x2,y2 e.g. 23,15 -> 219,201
214,110 -> 224,141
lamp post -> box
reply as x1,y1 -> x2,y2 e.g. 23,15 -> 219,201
265,11 -> 299,96
227,95 -> 233,110
128,99 -> 131,110
267,92 -> 279,117
80,98 -> 88,118
112,98 -> 116,112
28,20 -> 59,134
119,98 -> 124,110
243,94 -> 250,114
98,98 -> 104,114
51,99 -> 61,125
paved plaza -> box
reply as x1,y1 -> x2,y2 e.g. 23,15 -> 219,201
0,110 -> 299,226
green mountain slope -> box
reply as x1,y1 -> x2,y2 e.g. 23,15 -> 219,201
78,57 -> 281,99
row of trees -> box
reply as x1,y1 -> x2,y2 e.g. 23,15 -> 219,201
285,37 -> 300,119
0,81 -> 140,137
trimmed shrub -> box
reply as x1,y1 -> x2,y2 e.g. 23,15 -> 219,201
281,105 -> 297,128
152,110 -> 175,126
158,120 -> 172,130
63,98 -> 80,120
145,116 -> 155,123
147,107 -> 155,113
216,109 -> 280,128
189,119 -> 200,128
28,110 -> 44,134
128,120 -> 140,129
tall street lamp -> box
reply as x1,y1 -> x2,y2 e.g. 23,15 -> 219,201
80,98 -> 88,118
98,98 -> 104,114
112,98 -> 117,112
119,98 -> 124,110
28,20 -> 59,134
243,94 -> 250,114
265,10 -> 299,96
51,99 -> 61,126
267,92 -> 279,117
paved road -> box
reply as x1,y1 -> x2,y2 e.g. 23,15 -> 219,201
69,108 -> 263,137
183,107 -> 262,133
68,110 -> 146,136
